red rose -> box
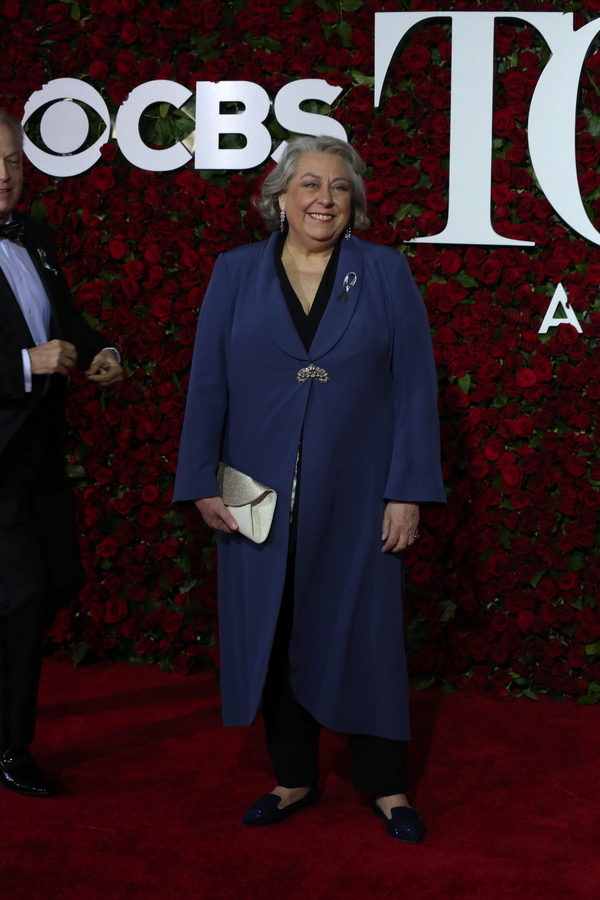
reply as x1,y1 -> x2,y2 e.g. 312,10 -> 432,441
104,597 -> 129,624
438,250 -> 462,275
89,61 -> 109,80
575,624 -> 598,644
141,485 -> 160,503
517,611 -> 536,632
401,46 -> 430,69
567,645 -> 586,668
115,50 -> 137,74
108,239 -> 129,260
45,2 -> 68,21
152,297 -> 172,319
163,613 -> 183,637
90,167 -> 115,192
137,506 -> 160,528
121,21 -> 138,43
97,537 -> 118,558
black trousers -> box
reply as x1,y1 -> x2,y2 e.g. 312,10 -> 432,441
262,554 -> 409,796
0,397 -> 83,748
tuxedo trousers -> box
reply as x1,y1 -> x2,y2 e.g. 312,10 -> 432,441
262,553 -> 409,795
0,394 -> 83,748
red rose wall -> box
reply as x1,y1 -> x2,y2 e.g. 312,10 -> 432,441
1,0 -> 599,703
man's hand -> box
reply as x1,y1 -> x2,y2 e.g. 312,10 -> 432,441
381,501 -> 420,553
194,496 -> 239,534
28,339 -> 77,377
86,350 -> 123,386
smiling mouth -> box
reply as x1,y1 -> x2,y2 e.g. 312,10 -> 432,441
309,213 -> 334,221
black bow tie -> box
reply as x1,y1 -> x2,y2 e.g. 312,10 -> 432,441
0,221 -> 26,243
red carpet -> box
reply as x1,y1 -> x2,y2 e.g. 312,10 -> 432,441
1,660 -> 598,900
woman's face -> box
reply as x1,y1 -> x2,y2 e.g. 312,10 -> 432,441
278,152 -> 352,252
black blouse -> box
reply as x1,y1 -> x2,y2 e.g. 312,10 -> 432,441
275,231 -> 341,352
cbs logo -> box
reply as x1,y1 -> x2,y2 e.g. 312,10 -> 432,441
22,77 -> 346,177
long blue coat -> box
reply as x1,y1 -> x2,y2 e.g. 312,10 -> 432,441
174,233 -> 445,740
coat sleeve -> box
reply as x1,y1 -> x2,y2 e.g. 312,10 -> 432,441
0,338 -> 27,399
383,251 -> 446,503
173,254 -> 232,502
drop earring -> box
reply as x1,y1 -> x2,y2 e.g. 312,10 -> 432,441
345,223 -> 352,240
280,209 -> 286,233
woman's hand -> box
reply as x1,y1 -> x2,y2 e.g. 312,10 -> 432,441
381,501 -> 419,553
194,496 -> 239,533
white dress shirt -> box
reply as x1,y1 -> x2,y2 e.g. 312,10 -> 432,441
0,231 -> 50,392
0,220 -> 119,391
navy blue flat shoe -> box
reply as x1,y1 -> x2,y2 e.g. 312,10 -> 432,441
242,786 -> 320,827
372,799 -> 426,843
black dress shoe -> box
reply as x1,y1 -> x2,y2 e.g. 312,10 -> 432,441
242,786 -> 320,827
372,799 -> 426,843
0,749 -> 56,797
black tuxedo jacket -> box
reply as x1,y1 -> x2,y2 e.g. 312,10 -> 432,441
0,213 -> 106,457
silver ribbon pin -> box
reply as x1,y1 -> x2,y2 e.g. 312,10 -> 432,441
339,271 -> 357,301
38,248 -> 58,274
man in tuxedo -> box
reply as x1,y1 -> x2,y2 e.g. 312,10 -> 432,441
0,110 -> 123,796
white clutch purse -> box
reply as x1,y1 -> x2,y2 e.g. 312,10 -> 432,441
217,463 -> 277,544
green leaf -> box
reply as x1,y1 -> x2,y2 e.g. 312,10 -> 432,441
577,693 -> 600,705
30,200 -> 47,219
195,34 -> 217,59
440,682 -> 457,695
243,33 -> 283,53
458,374 -> 471,394
177,579 -> 198,595
397,203 -> 415,219
585,643 -> 599,656
523,689 -> 539,701
173,555 -> 190,575
440,601 -> 457,624
75,443 -> 89,463
337,20 -> 352,47
454,273 -> 478,288
66,465 -> 87,479
343,0 -> 364,9
352,70 -> 375,88
413,677 -> 435,691
569,553 -> 584,572
70,1 -> 81,20
72,642 -> 89,666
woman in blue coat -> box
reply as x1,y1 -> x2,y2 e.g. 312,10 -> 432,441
174,136 -> 445,842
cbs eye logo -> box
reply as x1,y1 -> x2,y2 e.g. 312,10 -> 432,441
23,77 -> 195,176
23,79 -> 112,178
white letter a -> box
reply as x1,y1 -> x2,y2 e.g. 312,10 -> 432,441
538,283 -> 582,334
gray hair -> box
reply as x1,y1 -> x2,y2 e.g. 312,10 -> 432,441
255,135 -> 370,232
0,110 -> 24,149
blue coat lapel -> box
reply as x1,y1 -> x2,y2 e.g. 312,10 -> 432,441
256,232 -> 307,361
256,232 -> 364,363
309,235 -> 364,361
